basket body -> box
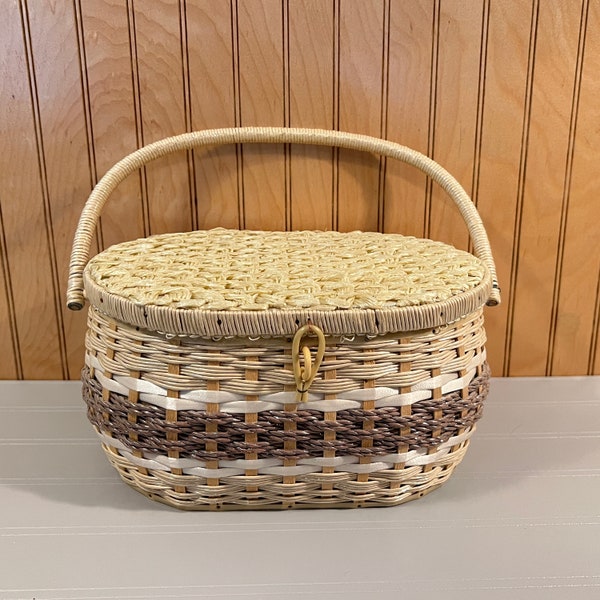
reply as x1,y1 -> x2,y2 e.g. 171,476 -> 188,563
68,127 -> 499,510
83,305 -> 489,510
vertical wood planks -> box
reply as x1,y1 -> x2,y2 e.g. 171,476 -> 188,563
133,0 -> 192,234
186,1 -> 239,230
0,1 -> 65,379
384,0 -> 433,237
237,0 -> 286,231
0,208 -> 19,379
80,0 -> 145,250
27,0 -> 96,378
550,0 -> 600,375
427,0 -> 484,252
288,0 -> 334,231
476,0 -> 532,376
337,0 -> 385,233
508,0 -> 583,376
0,3 -> 22,379
1,0 -> 600,379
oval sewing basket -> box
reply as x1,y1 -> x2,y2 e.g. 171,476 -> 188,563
67,127 -> 500,510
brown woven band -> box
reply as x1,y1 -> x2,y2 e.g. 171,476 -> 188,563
82,364 -> 489,461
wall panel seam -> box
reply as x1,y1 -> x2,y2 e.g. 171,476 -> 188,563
332,0 -> 340,231
424,0 -> 440,240
73,0 -> 101,252
282,0 -> 292,231
230,0 -> 244,230
470,0 -> 490,213
547,0 -> 589,375
0,201 -> 22,379
179,0 -> 198,231
19,0 -> 69,379
504,0 -> 539,377
377,0 -> 391,234
126,0 -> 150,237
588,266 -> 600,375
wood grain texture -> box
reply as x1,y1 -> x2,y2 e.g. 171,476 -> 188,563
550,0 -> 600,375
508,0 -> 583,376
427,0 -> 483,252
0,1 -> 21,378
0,0 -> 64,379
337,0 -> 384,233
475,0 -> 532,376
27,0 -> 95,379
288,0 -> 334,231
186,1 -> 239,230
384,0 -> 433,237
238,0 -> 286,231
133,0 -> 192,235
0,205 -> 19,379
0,0 -> 599,378
81,0 -> 146,250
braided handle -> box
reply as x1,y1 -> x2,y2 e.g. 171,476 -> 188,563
67,127 -> 500,310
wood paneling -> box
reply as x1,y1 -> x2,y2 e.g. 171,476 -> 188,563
1,0 -> 599,379
27,0 -> 92,379
133,0 -> 193,235
337,0 -> 384,233
0,0 -> 65,379
186,1 -> 239,230
475,0 -> 532,376
288,0 -> 334,231
428,0 -> 483,252
551,0 -> 600,375
384,0 -> 433,238
238,0 -> 286,231
79,0 -> 146,250
509,0 -> 585,376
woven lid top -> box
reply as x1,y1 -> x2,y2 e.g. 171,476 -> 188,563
84,228 -> 491,337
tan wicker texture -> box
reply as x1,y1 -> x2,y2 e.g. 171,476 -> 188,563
67,127 -> 501,311
68,127 -> 499,510
84,228 -> 491,337
86,229 -> 486,310
82,305 -> 488,509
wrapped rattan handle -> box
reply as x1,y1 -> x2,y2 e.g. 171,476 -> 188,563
67,127 -> 501,310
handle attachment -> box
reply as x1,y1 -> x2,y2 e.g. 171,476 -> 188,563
292,323 -> 326,402
67,127 -> 501,310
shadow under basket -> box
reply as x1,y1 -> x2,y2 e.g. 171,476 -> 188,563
67,127 -> 500,510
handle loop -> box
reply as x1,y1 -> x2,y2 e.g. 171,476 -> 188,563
67,127 -> 500,310
292,323 -> 326,402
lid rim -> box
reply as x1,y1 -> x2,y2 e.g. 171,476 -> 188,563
83,271 -> 492,337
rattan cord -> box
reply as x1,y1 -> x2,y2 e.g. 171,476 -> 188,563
85,229 -> 486,311
69,126 -> 497,509
67,127 -> 501,311
85,305 -> 487,396
101,437 -> 470,509
83,364 -> 488,461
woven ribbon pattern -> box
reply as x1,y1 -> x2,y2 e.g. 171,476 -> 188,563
84,366 -> 488,461
83,305 -> 490,509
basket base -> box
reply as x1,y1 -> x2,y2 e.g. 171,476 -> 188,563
101,439 -> 470,510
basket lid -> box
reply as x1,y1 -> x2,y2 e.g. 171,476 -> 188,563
83,228 -> 492,337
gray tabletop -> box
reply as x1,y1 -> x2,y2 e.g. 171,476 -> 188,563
1,376 -> 599,599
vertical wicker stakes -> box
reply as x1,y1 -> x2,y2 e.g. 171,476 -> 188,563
69,128 -> 499,510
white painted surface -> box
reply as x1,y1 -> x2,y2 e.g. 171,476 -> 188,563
0,377 -> 599,599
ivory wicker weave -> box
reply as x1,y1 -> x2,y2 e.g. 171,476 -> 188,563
67,127 -> 500,510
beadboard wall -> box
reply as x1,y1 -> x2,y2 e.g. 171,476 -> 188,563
0,0 -> 598,380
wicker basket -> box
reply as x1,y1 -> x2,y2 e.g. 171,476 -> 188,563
67,127 -> 500,510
